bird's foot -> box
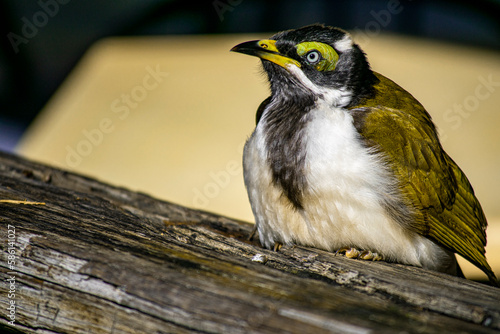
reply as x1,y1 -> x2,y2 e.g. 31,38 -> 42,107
273,242 -> 283,252
336,247 -> 360,258
359,250 -> 383,261
335,247 -> 383,261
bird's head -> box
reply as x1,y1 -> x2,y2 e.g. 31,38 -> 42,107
231,24 -> 377,107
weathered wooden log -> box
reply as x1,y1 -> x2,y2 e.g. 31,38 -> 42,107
0,151 -> 499,333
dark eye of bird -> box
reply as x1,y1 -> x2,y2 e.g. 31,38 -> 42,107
305,50 -> 321,64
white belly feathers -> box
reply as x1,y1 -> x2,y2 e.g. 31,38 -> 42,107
243,100 -> 450,271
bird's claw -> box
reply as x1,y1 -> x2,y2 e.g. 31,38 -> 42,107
359,250 -> 383,261
336,247 -> 382,261
273,242 -> 283,252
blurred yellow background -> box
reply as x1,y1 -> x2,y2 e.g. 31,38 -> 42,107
16,33 -> 500,281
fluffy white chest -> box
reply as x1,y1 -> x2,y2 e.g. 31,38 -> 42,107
243,102 -> 450,271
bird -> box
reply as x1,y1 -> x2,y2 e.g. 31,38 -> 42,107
230,23 -> 498,286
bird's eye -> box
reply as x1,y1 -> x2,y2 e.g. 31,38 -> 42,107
306,50 -> 321,64
296,42 -> 338,71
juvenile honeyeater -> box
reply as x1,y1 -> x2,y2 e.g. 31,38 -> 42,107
231,24 -> 498,286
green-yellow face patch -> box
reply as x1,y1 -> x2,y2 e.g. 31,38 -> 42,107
296,42 -> 339,72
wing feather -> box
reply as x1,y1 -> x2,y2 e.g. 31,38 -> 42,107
350,73 -> 496,283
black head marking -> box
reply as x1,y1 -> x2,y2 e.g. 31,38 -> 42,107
264,24 -> 378,106
258,24 -> 378,209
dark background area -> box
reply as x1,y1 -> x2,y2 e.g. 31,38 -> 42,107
1,0 -> 499,152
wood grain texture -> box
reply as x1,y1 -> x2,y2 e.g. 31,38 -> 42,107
0,152 -> 499,334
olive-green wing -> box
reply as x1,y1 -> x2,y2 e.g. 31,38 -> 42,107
349,73 -> 496,284
353,104 -> 496,283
